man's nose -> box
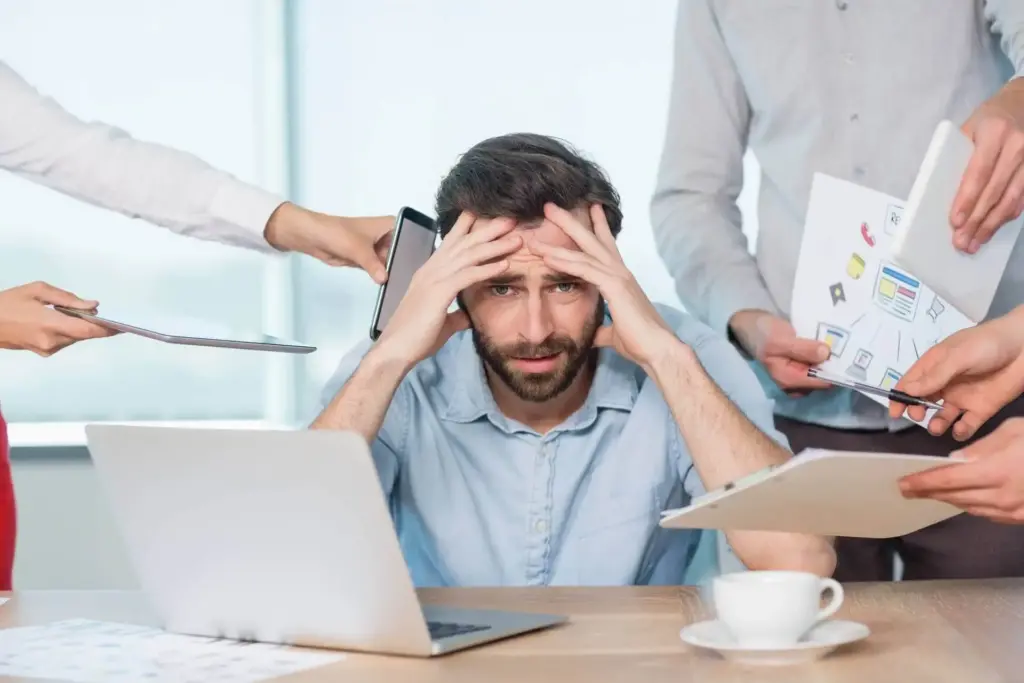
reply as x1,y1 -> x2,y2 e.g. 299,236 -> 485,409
523,295 -> 554,344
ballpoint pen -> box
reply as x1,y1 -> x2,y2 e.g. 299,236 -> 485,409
807,367 -> 943,411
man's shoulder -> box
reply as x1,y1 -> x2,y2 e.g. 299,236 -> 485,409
652,302 -> 725,351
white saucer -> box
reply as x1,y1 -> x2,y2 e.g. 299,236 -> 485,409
679,619 -> 870,666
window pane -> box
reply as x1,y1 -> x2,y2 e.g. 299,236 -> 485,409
292,0 -> 771,419
0,1 -> 269,422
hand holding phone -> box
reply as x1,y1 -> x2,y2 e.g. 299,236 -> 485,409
368,212 -> 522,365
370,207 -> 438,341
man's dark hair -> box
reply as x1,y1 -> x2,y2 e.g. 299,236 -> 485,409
434,133 -> 622,238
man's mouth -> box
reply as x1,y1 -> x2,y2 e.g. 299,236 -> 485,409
510,352 -> 562,373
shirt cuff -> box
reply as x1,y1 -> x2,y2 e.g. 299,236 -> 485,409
207,179 -> 286,252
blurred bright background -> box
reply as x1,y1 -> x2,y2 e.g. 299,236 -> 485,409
1,0 -> 759,587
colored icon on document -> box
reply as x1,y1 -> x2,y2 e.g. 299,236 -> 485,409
860,222 -> 875,247
884,204 -> 903,236
845,348 -> 873,381
926,294 -> 945,322
880,367 -> 902,390
846,253 -> 866,279
816,322 -> 850,358
873,262 -> 921,322
829,282 -> 846,306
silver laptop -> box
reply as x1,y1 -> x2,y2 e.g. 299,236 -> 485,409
84,425 -> 566,656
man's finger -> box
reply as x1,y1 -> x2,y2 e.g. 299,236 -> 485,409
539,252 -> 612,289
440,211 -> 477,247
899,460 -> 995,497
543,203 -> 615,266
351,247 -> 388,284
763,357 -> 832,391
590,204 -> 620,258
962,139 -> 1022,251
451,259 -> 512,293
896,347 -> 961,400
974,162 -> 1024,251
455,235 -> 523,271
962,505 -> 1016,523
442,309 -> 470,338
27,281 -> 98,309
928,487 -> 1011,511
594,324 -> 616,349
776,336 -> 831,365
459,216 -> 517,250
952,124 -> 1003,240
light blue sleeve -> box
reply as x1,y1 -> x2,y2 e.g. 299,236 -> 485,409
317,339 -> 406,498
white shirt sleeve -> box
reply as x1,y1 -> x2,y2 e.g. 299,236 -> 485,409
0,59 -> 284,252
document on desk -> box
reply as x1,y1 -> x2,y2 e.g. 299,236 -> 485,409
790,174 -> 975,421
0,619 -> 344,683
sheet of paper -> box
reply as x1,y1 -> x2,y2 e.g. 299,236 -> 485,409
791,174 -> 974,418
0,619 -> 344,683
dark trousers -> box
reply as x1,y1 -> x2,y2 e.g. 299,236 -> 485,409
776,396 -> 1024,582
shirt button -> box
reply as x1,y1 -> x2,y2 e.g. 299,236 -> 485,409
844,53 -> 855,65
836,0 -> 848,9
534,519 -> 548,533
853,166 -> 866,177
850,113 -> 860,122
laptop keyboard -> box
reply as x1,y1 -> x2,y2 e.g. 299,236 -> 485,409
427,621 -> 491,640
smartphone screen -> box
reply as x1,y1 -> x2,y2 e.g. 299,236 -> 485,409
370,208 -> 437,339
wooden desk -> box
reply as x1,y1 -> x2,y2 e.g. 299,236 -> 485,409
1,580 -> 1022,682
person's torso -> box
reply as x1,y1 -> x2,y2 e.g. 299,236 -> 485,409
713,0 -> 1022,427
384,307 -> 717,587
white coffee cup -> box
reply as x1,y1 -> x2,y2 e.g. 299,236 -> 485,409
711,570 -> 844,648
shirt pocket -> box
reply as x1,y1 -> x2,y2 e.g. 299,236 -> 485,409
573,493 -> 658,586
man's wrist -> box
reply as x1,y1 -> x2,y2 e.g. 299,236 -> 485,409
263,201 -> 302,252
364,339 -> 418,380
644,337 -> 703,388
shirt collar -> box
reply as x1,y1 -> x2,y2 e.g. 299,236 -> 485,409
440,332 -> 639,429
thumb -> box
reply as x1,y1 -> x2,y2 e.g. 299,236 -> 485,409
783,336 -> 831,364
28,282 -> 97,309
352,246 -> 388,285
442,309 -> 470,338
594,324 -> 615,348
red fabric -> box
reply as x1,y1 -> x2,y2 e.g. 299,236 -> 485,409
0,410 -> 14,590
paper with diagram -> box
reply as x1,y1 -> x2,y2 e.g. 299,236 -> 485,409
791,174 -> 975,418
0,619 -> 343,683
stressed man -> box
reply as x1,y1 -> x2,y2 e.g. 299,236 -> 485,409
313,134 -> 835,586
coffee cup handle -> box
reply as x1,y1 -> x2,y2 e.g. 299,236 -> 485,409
816,578 -> 844,621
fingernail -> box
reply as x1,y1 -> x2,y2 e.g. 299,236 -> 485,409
969,239 -> 981,253
955,231 -> 969,248
949,450 -> 968,461
818,347 -> 830,362
953,211 -> 966,227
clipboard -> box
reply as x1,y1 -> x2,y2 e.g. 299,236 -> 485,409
659,449 -> 964,539
890,119 -> 1024,323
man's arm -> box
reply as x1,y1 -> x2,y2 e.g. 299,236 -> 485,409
650,336 -> 837,577
649,0 -> 777,336
311,346 -> 411,443
0,59 -> 281,252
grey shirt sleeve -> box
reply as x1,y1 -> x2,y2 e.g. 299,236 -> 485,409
985,0 -> 1024,75
650,0 -> 780,336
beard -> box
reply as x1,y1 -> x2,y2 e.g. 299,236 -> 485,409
469,300 -> 604,403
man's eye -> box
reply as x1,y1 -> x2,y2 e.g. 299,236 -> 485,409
491,285 -> 512,296
555,282 -> 577,293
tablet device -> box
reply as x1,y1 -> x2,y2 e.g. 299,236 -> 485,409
54,306 -> 316,354
890,119 -> 1024,323
659,449 -> 963,539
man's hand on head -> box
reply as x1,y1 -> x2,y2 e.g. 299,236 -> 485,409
528,203 -> 680,372
370,211 -> 522,369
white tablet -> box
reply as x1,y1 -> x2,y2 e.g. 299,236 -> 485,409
54,306 -> 316,354
890,119 -> 1024,323
659,449 -> 963,539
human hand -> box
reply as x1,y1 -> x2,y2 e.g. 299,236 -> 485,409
372,212 -> 522,367
527,203 -> 679,371
263,202 -> 395,283
889,306 -> 1024,440
727,310 -> 832,396
0,281 -> 115,356
899,418 -> 1024,524
951,104 -> 1024,254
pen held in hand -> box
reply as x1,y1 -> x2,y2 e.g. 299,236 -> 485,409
807,368 -> 943,411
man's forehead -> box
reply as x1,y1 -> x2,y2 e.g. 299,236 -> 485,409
471,209 -> 592,251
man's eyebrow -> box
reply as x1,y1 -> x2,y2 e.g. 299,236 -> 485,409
542,272 -> 581,283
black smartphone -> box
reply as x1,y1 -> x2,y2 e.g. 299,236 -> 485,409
369,206 -> 438,340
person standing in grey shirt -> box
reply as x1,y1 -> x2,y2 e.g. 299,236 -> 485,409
651,0 -> 1024,581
